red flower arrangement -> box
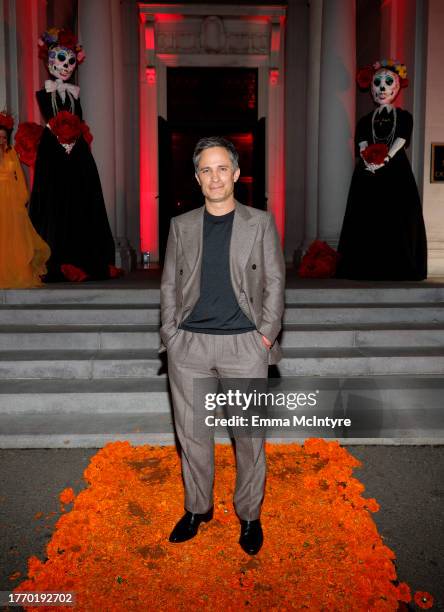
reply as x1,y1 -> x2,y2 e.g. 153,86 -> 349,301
49,111 -> 82,144
357,59 -> 409,90
14,122 -> 44,166
108,265 -> 125,279
57,30 -> 78,50
80,123 -> 93,146
38,28 -> 85,64
48,111 -> 93,147
0,112 -> 14,131
299,240 -> 339,278
357,65 -> 374,89
361,143 -> 389,165
60,264 -> 89,282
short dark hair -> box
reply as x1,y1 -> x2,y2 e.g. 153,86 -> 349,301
193,136 -> 239,172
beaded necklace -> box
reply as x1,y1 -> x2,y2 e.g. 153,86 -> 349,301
50,90 -> 75,118
371,107 -> 397,148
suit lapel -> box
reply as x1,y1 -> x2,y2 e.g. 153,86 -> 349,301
179,201 -> 259,301
229,201 -> 259,295
180,206 -> 204,273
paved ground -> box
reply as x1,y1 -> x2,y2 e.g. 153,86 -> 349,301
0,445 -> 443,609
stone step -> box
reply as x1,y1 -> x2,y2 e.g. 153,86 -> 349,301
0,325 -> 161,350
0,304 -> 160,325
0,384 -> 442,447
0,378 -> 171,413
1,347 -> 444,379
283,303 -> 444,325
1,376 -> 443,416
2,324 -> 444,350
283,326 -> 444,347
1,303 -> 444,325
3,286 -> 444,305
0,411 -> 175,448
0,288 -> 162,305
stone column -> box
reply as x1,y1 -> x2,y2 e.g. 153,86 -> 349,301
303,0 -> 323,250
318,0 -> 356,246
78,0 -> 133,270
138,12 -> 159,263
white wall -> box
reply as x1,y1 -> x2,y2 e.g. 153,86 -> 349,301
423,0 -> 444,276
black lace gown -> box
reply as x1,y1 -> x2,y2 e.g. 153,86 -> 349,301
336,108 -> 427,281
29,87 -> 115,281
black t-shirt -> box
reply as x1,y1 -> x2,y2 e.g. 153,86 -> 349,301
180,208 -> 255,334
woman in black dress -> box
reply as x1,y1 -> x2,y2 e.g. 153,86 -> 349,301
337,60 -> 427,281
29,28 -> 115,282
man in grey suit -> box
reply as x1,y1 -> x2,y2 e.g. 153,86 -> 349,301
160,136 -> 285,555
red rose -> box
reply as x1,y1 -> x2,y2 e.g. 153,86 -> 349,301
361,143 -> 389,165
61,264 -> 89,282
14,122 -> 44,166
80,122 -> 93,147
57,30 -> 78,50
298,240 -> 339,278
49,111 -> 83,144
0,113 -> 14,131
356,65 -> 374,89
400,77 -> 409,89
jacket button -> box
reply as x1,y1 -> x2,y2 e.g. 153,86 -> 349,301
179,269 -> 183,275
252,264 -> 257,270
250,297 -> 253,303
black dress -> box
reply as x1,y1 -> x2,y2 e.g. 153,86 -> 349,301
336,108 -> 427,280
29,88 -> 115,281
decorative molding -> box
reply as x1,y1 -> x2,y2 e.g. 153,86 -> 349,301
155,18 -> 270,56
139,4 -> 286,18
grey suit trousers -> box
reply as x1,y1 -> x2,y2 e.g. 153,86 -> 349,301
167,328 -> 269,521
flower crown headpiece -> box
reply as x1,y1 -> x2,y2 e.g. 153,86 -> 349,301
38,28 -> 86,64
0,111 -> 14,131
357,59 -> 408,90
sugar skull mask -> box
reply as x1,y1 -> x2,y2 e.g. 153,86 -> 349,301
48,46 -> 77,81
371,69 -> 400,106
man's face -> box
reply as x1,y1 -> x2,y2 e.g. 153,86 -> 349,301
195,146 -> 240,204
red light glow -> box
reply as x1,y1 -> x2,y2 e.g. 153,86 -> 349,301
145,67 -> 156,84
145,26 -> 154,50
155,14 -> 184,23
269,69 -> 279,85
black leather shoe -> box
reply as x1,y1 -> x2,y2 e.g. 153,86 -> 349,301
239,519 -> 263,555
168,507 -> 213,543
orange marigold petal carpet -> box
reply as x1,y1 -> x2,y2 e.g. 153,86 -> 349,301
15,439 -> 413,611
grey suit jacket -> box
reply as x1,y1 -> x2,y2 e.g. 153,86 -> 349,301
159,201 -> 286,365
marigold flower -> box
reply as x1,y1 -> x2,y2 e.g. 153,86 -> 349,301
59,487 -> 75,505
13,441 -> 417,610
414,591 -> 434,609
396,581 -> 412,602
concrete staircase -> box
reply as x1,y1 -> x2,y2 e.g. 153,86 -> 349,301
1,285 -> 443,447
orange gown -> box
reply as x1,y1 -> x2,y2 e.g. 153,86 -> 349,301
0,147 -> 50,287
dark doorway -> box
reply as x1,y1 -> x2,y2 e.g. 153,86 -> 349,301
158,67 -> 266,261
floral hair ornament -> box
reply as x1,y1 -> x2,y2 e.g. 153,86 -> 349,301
38,28 -> 86,64
0,111 -> 14,131
357,59 -> 408,90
